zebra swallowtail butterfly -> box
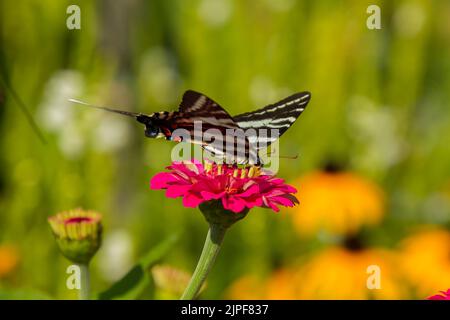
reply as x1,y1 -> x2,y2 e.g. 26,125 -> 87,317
70,90 -> 311,165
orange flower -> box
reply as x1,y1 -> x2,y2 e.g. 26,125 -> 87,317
292,247 -> 406,299
0,244 -> 20,278
226,275 -> 267,300
227,247 -> 406,300
265,269 -> 299,299
226,271 -> 298,300
399,228 -> 450,298
291,171 -> 385,237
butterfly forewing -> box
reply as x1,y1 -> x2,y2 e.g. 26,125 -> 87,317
177,90 -> 239,129
170,91 -> 255,164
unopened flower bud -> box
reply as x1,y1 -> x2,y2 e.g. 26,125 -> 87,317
48,209 -> 102,264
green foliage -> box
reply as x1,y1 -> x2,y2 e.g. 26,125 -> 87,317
0,289 -> 52,300
97,234 -> 178,300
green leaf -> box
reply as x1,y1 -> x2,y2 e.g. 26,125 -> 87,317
96,234 -> 178,300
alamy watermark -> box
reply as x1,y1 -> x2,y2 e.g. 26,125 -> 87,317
66,265 -> 81,290
169,122 -> 282,173
366,264 -> 381,290
66,5 -> 81,30
367,5 -> 381,30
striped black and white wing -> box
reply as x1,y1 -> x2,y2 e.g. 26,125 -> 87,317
174,90 -> 262,164
232,91 -> 311,146
176,90 -> 239,129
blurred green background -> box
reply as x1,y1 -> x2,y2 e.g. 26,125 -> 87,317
1,0 -> 450,299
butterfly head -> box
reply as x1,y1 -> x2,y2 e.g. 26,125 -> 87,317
136,114 -> 164,139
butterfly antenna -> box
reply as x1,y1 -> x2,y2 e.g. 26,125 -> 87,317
68,99 -> 139,118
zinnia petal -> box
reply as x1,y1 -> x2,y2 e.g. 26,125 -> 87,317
150,172 -> 174,189
150,160 -> 299,213
222,196 -> 247,213
166,185 -> 191,198
182,192 -> 205,208
200,190 -> 226,200
427,289 -> 450,300
239,183 -> 260,197
270,195 -> 297,207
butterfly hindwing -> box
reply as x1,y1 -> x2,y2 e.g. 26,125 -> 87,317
233,91 -> 311,136
229,91 -> 310,151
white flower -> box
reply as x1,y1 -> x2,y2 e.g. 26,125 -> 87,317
97,229 -> 134,282
138,47 -> 180,105
38,70 -> 84,131
347,96 -> 407,171
394,3 -> 426,37
198,0 -> 232,27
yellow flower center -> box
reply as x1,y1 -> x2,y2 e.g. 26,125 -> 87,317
204,162 -> 262,178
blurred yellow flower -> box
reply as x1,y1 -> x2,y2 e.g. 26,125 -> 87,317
292,247 -> 406,299
0,244 -> 20,278
399,228 -> 450,298
226,275 -> 267,300
265,269 -> 299,300
227,247 -> 406,300
292,171 -> 385,237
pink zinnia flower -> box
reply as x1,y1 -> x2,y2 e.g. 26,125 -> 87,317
427,289 -> 450,300
150,160 -> 299,213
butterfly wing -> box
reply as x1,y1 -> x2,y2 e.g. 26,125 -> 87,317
170,90 -> 240,145
171,90 -> 257,164
176,90 -> 239,129
232,91 -> 311,147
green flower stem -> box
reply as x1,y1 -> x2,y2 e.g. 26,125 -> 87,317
180,223 -> 227,300
78,263 -> 91,300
